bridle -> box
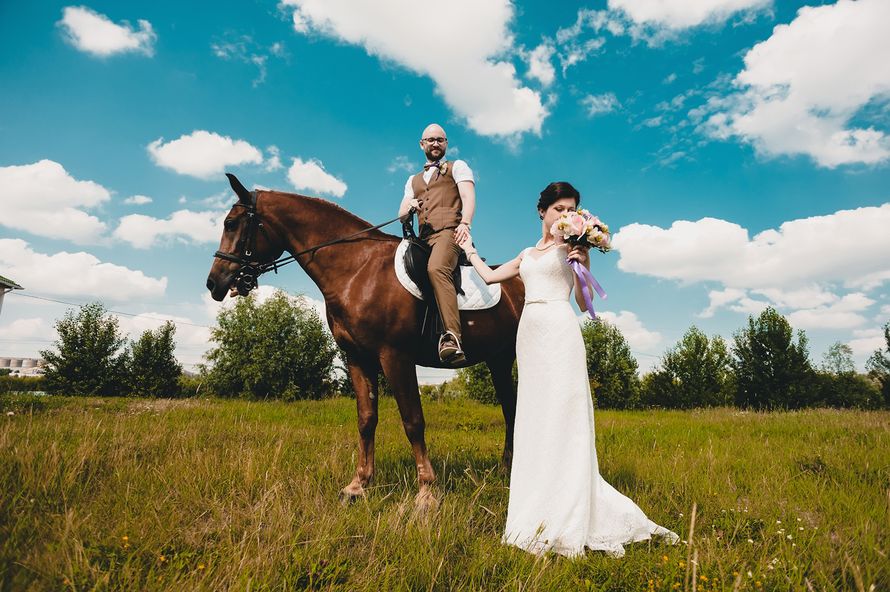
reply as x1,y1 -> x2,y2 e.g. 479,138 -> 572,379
213,190 -> 410,295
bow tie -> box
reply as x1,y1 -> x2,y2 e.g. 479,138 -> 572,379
424,161 -> 447,176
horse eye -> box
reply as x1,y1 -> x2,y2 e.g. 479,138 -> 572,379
224,219 -> 236,231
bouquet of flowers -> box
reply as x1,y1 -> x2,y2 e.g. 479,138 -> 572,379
549,208 -> 610,319
550,208 -> 612,253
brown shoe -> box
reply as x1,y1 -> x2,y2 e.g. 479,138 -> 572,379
438,332 -> 465,364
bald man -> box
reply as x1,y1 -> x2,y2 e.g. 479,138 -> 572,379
398,124 -> 476,364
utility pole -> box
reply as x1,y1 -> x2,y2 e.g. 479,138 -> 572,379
0,274 -> 23,321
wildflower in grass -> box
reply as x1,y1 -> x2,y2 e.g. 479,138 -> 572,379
158,555 -> 167,563
700,575 -> 708,582
755,581 -> 762,588
198,563 -> 205,570
662,555 -> 669,563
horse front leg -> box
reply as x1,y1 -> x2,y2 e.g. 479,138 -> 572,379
379,348 -> 438,514
487,354 -> 517,469
340,357 -> 379,502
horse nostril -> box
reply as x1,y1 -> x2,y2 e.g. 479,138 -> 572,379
206,277 -> 216,292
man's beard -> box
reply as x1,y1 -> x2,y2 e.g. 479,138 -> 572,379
424,146 -> 445,161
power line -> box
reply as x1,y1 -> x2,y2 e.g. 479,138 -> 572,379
8,292 -> 211,329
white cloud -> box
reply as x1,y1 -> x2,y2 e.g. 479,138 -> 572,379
387,155 -> 415,174
581,92 -> 620,117
596,310 -> 662,351
786,293 -> 874,330
615,205 -> 890,325
147,130 -> 264,179
608,0 -> 771,30
0,318 -> 55,342
123,195 -> 152,205
211,34 -> 285,87
264,145 -> 283,172
113,209 -> 227,249
700,288 -> 747,318
701,0 -> 890,167
848,328 -> 885,358
525,43 -> 556,87
663,72 -> 677,84
614,204 -> 890,292
0,239 -> 166,301
280,0 -> 547,139
58,6 -> 156,57
0,159 -> 109,244
286,157 -> 347,198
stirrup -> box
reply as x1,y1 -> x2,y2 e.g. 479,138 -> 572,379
438,331 -> 465,363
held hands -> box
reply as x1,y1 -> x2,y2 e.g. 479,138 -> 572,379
567,244 -> 590,267
453,223 -> 471,245
457,231 -> 476,255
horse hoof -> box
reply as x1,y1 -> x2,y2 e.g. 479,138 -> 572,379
339,484 -> 365,504
413,488 -> 440,515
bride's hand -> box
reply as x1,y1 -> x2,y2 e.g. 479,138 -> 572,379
567,244 -> 590,266
457,232 -> 475,254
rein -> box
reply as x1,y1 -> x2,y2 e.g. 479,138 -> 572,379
214,190 -> 410,294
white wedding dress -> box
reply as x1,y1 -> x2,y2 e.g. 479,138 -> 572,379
502,244 -> 679,558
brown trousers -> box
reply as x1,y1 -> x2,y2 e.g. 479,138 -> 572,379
423,228 -> 462,341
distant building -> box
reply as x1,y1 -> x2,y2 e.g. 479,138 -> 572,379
0,357 -> 45,376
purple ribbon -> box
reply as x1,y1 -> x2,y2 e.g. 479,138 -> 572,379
569,259 -> 607,320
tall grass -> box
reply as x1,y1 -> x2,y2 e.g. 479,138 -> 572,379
1,394 -> 887,591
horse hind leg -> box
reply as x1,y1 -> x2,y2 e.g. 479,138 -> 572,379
379,349 -> 439,515
340,358 -> 379,503
487,355 -> 517,469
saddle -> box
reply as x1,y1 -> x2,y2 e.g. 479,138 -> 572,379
401,218 -> 472,344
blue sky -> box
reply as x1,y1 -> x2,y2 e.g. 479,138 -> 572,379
1,0 -> 888,381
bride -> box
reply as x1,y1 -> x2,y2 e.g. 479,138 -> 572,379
458,181 -> 678,558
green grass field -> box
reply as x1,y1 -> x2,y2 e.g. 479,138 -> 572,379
1,394 -> 887,591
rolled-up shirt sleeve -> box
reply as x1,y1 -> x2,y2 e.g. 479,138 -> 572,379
451,160 -> 474,184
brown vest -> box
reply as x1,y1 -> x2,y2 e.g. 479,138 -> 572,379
411,162 -> 462,234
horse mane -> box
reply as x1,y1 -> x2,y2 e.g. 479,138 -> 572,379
264,189 -> 400,242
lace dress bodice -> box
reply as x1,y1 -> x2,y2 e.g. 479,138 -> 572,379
519,245 -> 573,303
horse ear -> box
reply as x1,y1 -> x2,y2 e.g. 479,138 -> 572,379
226,173 -> 252,204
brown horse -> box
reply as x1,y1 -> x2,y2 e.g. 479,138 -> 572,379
206,174 -> 524,511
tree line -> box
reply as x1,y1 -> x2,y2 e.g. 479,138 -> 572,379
454,307 -> 889,411
21,291 -> 890,410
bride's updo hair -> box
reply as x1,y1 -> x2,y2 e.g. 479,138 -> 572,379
537,181 -> 580,216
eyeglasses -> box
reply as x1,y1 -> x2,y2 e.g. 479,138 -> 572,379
422,137 -> 447,145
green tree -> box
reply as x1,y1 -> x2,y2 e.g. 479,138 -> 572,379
454,363 -> 498,404
821,341 -> 855,374
203,291 -> 338,400
40,302 -> 127,396
642,326 -> 732,408
581,319 -> 640,409
731,307 -> 815,410
865,322 -> 890,407
127,321 -> 182,398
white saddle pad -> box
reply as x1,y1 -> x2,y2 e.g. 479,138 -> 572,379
394,239 -> 501,310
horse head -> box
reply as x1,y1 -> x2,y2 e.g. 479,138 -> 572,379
206,173 -> 286,301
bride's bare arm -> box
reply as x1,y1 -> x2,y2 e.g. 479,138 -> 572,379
567,245 -> 591,311
457,233 -> 521,285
